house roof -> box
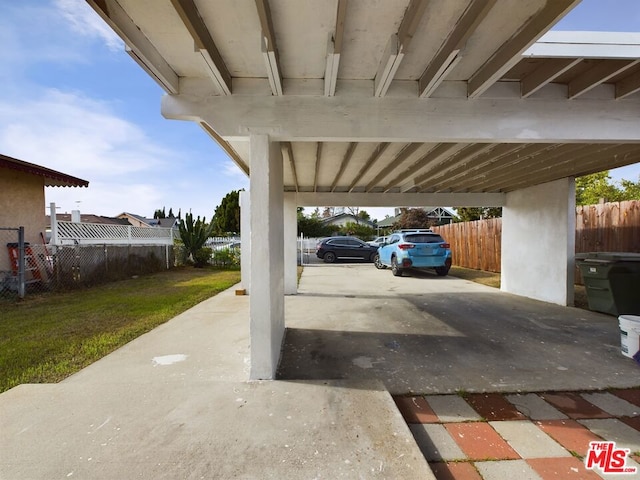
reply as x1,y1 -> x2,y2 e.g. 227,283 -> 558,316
46,214 -> 131,226
378,207 -> 459,227
0,153 -> 89,188
320,212 -> 375,228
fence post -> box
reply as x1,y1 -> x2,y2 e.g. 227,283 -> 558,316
50,202 -> 58,246
17,226 -> 25,299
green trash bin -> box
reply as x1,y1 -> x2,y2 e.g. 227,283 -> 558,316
576,252 -> 640,316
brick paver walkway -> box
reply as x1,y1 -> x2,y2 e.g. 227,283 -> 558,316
394,388 -> 640,479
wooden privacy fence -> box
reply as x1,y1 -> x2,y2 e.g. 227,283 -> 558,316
432,218 -> 502,272
431,200 -> 640,276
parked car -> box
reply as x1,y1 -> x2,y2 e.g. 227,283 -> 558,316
367,236 -> 388,247
316,236 -> 379,263
375,229 -> 452,276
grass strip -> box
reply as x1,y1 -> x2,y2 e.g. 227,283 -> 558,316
0,267 -> 240,393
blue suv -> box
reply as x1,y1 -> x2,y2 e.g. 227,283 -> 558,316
374,229 -> 452,277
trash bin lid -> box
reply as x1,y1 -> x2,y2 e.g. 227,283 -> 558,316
576,252 -> 640,263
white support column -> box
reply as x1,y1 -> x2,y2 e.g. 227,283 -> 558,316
240,190 -> 251,294
501,178 -> 576,306
249,134 -> 285,380
283,192 -> 298,295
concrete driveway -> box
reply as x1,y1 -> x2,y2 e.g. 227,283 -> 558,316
279,263 -> 639,395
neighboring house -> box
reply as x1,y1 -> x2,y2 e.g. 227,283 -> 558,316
378,207 -> 459,229
0,153 -> 88,272
116,212 -> 179,229
320,212 -> 376,229
116,212 -> 155,228
46,214 -> 131,226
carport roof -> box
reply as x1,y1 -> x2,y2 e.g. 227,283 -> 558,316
0,154 -> 89,188
87,0 -> 640,203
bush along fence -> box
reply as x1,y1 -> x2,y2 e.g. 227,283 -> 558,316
431,200 -> 640,284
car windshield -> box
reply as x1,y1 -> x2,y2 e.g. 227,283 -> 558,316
404,234 -> 444,243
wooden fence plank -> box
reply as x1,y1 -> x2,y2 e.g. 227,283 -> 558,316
432,200 -> 640,282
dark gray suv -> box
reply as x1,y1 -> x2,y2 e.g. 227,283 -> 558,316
315,236 -> 379,263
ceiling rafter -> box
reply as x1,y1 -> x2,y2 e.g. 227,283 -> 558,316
325,0 -> 347,97
283,142 -> 298,192
199,122 -> 249,176
500,145 -> 640,192
255,0 -> 283,95
568,59 -> 640,99
433,143 -> 560,192
406,143 -> 497,191
330,143 -> 358,192
417,144 -> 528,191
419,0 -> 497,98
469,144 -> 591,191
521,58 -> 582,98
365,143 -> 421,192
374,0 -> 429,97
170,0 -> 232,95
616,69 -> 640,99
87,0 -> 179,94
468,0 -> 581,98
383,143 -> 468,192
347,143 -> 390,192
313,142 -> 322,192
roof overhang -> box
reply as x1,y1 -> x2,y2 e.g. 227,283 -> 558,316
86,0 -> 640,203
0,154 -> 89,188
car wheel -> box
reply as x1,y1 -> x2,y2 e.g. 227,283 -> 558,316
391,256 -> 403,277
373,253 -> 386,269
435,266 -> 450,276
323,251 -> 336,263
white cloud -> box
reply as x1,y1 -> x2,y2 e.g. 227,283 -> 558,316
54,0 -> 123,52
0,89 -> 169,180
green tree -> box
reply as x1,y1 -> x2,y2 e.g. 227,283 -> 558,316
212,190 -> 241,234
178,212 -> 215,267
455,207 -> 502,222
575,171 -> 623,205
620,177 -> 640,200
338,221 -> 375,239
153,207 -> 166,219
298,208 -> 332,237
393,208 -> 434,229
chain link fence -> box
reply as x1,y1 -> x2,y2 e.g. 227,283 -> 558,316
1,235 -> 174,300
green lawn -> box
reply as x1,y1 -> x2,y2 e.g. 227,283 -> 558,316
0,267 -> 240,393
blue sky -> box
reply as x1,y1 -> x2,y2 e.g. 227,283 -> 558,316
0,0 -> 639,221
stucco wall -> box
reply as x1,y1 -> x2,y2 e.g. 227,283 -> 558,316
0,169 -> 46,272
501,178 -> 576,306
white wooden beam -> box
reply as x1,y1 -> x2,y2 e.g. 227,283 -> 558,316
419,0 -> 497,98
170,0 -> 232,95
521,58 -> 582,98
568,59 -> 640,99
616,69 -> 640,99
468,0 -> 581,98
296,192 -> 506,207
162,93 -> 640,143
255,0 -> 283,96
87,0 -> 179,94
374,0 -> 428,97
324,0 -> 347,97
330,143 -> 357,192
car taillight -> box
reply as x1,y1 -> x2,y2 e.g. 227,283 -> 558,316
398,243 -> 415,250
441,243 -> 450,248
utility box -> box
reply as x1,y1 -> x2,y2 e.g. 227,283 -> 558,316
576,252 -> 640,316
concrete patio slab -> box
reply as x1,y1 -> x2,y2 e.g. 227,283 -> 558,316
279,264 -> 639,394
0,379 -> 433,479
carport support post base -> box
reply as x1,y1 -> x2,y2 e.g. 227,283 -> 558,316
249,134 -> 285,380
501,177 -> 576,306
240,190 -> 251,294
